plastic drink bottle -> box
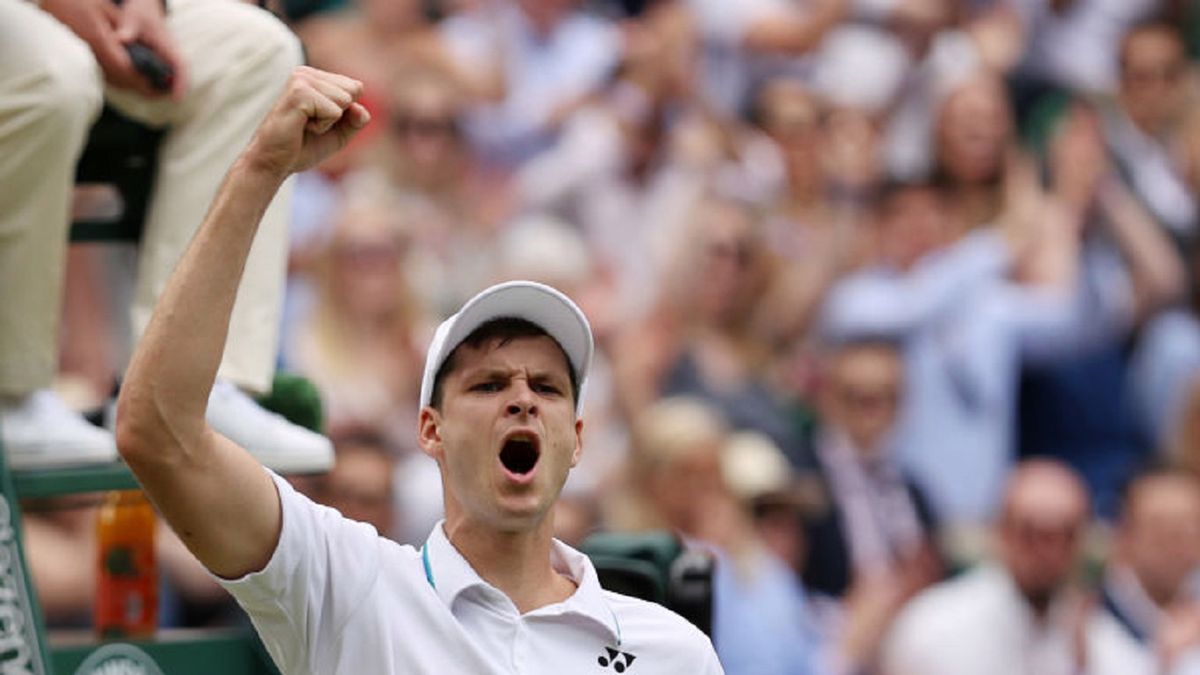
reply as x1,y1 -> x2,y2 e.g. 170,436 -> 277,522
95,490 -> 157,638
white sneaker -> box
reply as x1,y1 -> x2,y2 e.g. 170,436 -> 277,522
206,381 -> 333,474
0,390 -> 118,470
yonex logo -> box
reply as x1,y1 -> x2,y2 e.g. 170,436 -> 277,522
597,646 -> 636,672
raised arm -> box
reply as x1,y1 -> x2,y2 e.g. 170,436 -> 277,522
742,0 -> 847,56
115,67 -> 369,579
821,229 -> 1012,340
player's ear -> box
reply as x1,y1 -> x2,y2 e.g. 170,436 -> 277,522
570,418 -> 583,468
418,407 -> 444,462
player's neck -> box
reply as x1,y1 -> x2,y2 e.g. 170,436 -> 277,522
444,515 -> 576,614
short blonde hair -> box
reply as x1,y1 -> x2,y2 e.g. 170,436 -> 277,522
632,397 -> 726,472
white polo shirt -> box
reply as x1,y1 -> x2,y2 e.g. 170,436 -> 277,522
220,471 -> 724,674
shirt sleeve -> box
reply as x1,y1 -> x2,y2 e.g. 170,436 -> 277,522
821,230 -> 1012,340
702,650 -> 726,674
1011,243 -> 1135,363
517,108 -> 624,209
217,469 -> 386,674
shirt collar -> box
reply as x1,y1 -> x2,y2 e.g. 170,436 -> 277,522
1104,564 -> 1166,639
423,521 -> 622,644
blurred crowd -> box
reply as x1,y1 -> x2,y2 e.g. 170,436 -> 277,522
35,0 -> 1200,672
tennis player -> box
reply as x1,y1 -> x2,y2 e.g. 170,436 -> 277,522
116,66 -> 724,674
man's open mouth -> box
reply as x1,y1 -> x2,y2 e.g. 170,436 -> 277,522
499,432 -> 540,476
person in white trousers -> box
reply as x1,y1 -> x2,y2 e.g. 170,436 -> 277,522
0,0 -> 332,471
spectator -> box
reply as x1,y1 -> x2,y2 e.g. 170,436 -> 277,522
753,78 -> 873,345
516,3 -> 711,318
1102,21 -> 1200,468
608,397 -> 822,675
820,173 -> 1067,523
802,340 -> 941,602
286,173 -> 428,451
796,340 -> 943,675
822,76 -> 1158,524
615,195 -> 805,463
1104,20 -> 1197,241
880,459 -> 1094,675
932,73 -> 1027,232
312,428 -> 397,538
720,430 -> 809,573
1096,467 -> 1200,674
1010,0 -> 1161,99
1019,101 -> 1186,517
374,67 -> 510,315
441,0 -> 622,165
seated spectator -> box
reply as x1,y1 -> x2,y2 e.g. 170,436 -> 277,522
614,195 -> 807,464
311,428 -> 397,538
720,430 -> 809,573
1102,20 -> 1196,241
802,340 -> 941,602
606,396 -> 822,675
753,78 -> 875,358
1097,467 -> 1200,673
286,173 -> 428,451
880,459 -> 1094,675
371,68 -> 510,316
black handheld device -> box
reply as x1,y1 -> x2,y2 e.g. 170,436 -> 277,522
126,42 -> 175,93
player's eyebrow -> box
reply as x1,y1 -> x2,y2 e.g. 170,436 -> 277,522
460,366 -> 514,381
527,369 -> 570,385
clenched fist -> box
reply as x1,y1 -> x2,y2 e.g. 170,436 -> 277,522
242,66 -> 371,178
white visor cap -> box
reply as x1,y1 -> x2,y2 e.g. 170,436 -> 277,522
418,280 -> 594,415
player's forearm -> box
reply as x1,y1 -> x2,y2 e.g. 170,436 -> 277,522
117,158 -> 286,462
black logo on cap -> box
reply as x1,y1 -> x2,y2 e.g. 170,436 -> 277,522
598,647 -> 637,672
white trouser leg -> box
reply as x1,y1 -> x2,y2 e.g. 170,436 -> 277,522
109,0 -> 303,394
0,0 -> 104,396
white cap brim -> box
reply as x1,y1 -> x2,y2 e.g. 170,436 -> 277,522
419,281 -> 593,415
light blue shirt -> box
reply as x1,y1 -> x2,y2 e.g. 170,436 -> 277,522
712,548 -> 819,675
822,232 -> 1129,522
441,6 -> 620,165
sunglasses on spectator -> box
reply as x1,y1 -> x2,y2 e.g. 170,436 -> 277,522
837,385 -> 899,411
334,241 -> 403,266
706,240 -> 754,267
1005,517 -> 1083,546
1124,62 -> 1185,86
393,114 -> 459,138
